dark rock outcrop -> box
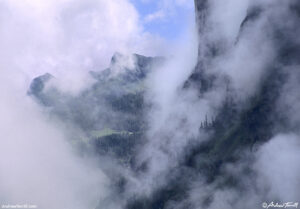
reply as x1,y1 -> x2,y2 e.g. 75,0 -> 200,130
125,1 -> 300,208
29,53 -> 164,163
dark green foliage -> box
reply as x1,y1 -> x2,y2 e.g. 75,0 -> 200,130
126,1 -> 300,207
108,93 -> 144,114
126,170 -> 190,209
28,1 -> 300,207
92,133 -> 142,164
28,53 -> 163,166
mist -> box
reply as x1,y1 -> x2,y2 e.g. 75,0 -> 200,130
1,0 -> 300,209
125,0 -> 300,208
0,0 -> 163,208
0,74 -> 108,208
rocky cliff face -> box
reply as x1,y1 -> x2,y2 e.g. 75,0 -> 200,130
29,53 -> 164,164
29,1 -> 300,208
126,1 -> 300,208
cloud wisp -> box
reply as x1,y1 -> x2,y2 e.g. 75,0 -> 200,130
1,0 -> 300,209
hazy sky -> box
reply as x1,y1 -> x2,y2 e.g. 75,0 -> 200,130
131,0 -> 194,40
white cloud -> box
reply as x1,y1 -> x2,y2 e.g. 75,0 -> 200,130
0,0 -> 166,207
144,10 -> 166,23
0,0 -> 165,94
0,74 -> 108,208
142,0 -> 194,24
255,133 -> 300,201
